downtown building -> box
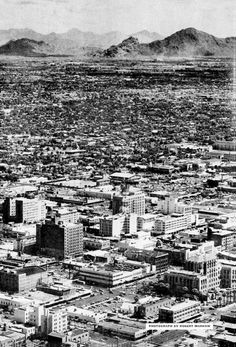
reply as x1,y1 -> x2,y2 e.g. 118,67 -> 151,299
154,214 -> 189,235
3,196 -> 47,224
36,219 -> 83,258
99,213 -> 137,237
164,242 -> 221,294
156,194 -> 192,227
159,300 -> 201,323
112,190 -> 145,216
0,266 -> 48,293
184,242 -> 221,291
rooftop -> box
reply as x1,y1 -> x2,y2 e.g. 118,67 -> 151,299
162,300 -> 198,312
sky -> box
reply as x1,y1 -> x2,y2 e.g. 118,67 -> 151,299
0,0 -> 235,37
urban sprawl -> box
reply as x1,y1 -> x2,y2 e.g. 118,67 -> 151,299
0,57 -> 236,347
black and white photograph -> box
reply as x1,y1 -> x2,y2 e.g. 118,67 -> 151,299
0,0 -> 235,346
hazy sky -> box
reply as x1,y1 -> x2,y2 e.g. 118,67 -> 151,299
0,0 -> 235,37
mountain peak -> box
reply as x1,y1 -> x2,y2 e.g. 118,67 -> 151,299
121,36 -> 139,45
0,38 -> 51,56
103,36 -> 140,57
102,27 -> 236,58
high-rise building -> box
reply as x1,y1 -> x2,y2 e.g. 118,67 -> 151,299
99,213 -> 137,237
112,190 -> 145,216
36,220 -> 83,258
184,242 -> 221,291
3,197 -> 46,224
54,207 -> 80,225
156,194 -> 192,226
41,308 -> 67,335
220,258 -> 236,289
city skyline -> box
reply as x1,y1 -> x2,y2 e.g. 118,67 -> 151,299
0,0 -> 235,38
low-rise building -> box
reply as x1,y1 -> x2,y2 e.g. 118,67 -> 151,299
0,330 -> 26,347
67,306 -> 107,324
164,269 -> 208,293
159,300 -> 201,323
154,214 -> 189,235
134,297 -> 173,319
210,230 -> 234,251
84,250 -> 111,263
48,329 -> 89,347
0,266 -> 48,293
96,317 -> 147,340
124,248 -> 169,274
78,263 -> 144,287
83,237 -> 110,250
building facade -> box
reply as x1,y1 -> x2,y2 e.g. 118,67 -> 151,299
159,300 -> 201,323
154,214 -> 189,235
3,197 -> 46,224
99,213 -> 137,237
0,266 -> 48,293
36,220 -> 83,258
112,191 -> 145,216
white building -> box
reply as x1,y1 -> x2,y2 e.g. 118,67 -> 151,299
112,190 -> 145,216
156,195 -> 192,226
67,306 -> 107,324
4,197 -> 47,224
118,232 -> 156,251
154,214 -> 189,235
185,241 -> 221,291
0,293 -> 40,310
99,213 -> 137,237
78,265 -> 143,287
137,214 -> 156,232
14,304 -> 44,328
54,208 -> 80,225
41,308 -> 67,335
159,300 -> 201,323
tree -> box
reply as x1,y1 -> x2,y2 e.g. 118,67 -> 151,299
182,286 -> 189,295
192,288 -> 199,296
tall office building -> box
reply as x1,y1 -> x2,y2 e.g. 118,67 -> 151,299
156,194 -> 192,227
112,190 -> 145,216
41,308 -> 67,335
184,242 -> 221,291
36,220 -> 83,258
3,197 -> 46,224
99,213 -> 137,237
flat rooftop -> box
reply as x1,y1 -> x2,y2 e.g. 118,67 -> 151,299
215,334 -> 236,343
110,172 -> 135,179
161,300 -> 198,312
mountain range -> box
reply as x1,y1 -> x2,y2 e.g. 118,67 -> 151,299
0,28 -> 163,50
0,27 -> 235,58
102,28 -> 236,58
